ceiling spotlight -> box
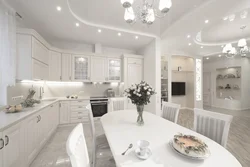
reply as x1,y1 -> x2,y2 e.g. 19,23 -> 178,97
218,55 -> 222,57
57,6 -> 62,11
221,45 -> 224,48
228,14 -> 235,22
187,35 -> 191,38
118,33 -> 122,36
205,20 -> 209,24
98,29 -> 102,33
200,46 -> 203,49
223,16 -> 228,21
206,57 -> 209,60
76,23 -> 80,27
188,43 -> 192,46
135,36 -> 139,39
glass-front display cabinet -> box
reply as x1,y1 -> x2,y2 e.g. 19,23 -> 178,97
107,58 -> 121,82
72,55 -> 90,81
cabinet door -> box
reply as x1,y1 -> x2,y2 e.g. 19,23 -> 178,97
49,51 -> 62,81
47,103 -> 59,136
32,37 -> 49,65
3,123 -> 23,167
0,132 -> 3,167
72,55 -> 90,81
91,56 -> 106,82
62,54 -> 72,81
37,109 -> 49,148
60,102 -> 70,124
108,58 -> 121,82
26,114 -> 39,164
127,63 -> 143,109
32,59 -> 49,80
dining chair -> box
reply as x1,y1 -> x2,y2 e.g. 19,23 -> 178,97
161,102 -> 181,124
110,97 -> 125,112
193,108 -> 233,148
66,123 -> 90,167
86,104 -> 113,167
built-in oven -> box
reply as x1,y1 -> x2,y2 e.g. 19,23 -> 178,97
90,96 -> 109,117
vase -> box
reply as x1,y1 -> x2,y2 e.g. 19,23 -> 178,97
136,105 -> 144,126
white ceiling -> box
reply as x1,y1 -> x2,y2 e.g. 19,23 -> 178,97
161,0 -> 250,59
7,0 -> 209,51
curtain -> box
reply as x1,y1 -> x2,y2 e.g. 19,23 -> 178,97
0,0 -> 16,105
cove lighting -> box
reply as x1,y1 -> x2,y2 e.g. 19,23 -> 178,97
111,82 -> 119,86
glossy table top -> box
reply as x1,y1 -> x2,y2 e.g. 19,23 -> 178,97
101,110 -> 242,167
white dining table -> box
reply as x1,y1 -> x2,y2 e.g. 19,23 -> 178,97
101,110 -> 242,167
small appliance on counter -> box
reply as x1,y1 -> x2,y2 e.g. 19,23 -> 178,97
107,88 -> 115,97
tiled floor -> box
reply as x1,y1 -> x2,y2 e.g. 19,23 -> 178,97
31,107 -> 250,167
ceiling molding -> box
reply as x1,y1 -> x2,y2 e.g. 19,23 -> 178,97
66,0 -> 158,38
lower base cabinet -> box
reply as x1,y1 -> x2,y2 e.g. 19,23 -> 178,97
2,123 -> 25,167
59,102 -> 70,124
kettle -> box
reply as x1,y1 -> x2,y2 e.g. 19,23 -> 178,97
107,88 -> 115,97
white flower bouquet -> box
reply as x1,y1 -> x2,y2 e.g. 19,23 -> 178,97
124,81 -> 156,106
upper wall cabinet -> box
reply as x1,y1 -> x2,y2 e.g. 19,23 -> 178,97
107,58 -> 121,82
72,55 -> 91,81
61,54 -> 72,81
49,51 -> 62,81
91,56 -> 107,82
32,38 -> 49,65
16,34 -> 49,80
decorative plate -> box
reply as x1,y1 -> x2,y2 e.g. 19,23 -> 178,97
170,134 -> 211,160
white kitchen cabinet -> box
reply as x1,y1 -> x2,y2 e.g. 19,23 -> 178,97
91,56 -> 107,82
0,132 -> 3,167
60,102 -> 70,124
107,58 -> 121,82
32,59 -> 49,80
72,55 -> 91,81
32,37 -> 49,65
123,55 -> 144,109
17,34 -> 49,80
47,103 -> 59,136
70,100 -> 89,124
62,54 -> 72,81
2,123 -> 24,167
25,113 -> 39,165
49,51 -> 62,81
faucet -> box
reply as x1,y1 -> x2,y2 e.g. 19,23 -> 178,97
39,86 -> 44,99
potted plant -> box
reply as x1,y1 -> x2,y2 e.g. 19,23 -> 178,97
124,81 -> 156,126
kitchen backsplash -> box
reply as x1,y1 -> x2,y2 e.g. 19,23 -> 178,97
7,81 -> 124,105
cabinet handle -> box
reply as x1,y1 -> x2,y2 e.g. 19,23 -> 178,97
39,115 -> 42,121
5,135 -> 9,146
37,116 -> 40,123
0,138 -> 4,150
78,106 -> 83,108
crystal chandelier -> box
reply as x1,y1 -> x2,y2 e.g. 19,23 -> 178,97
121,0 -> 172,25
222,25 -> 249,58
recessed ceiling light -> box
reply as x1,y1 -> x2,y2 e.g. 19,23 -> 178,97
205,20 -> 209,24
188,43 -> 192,46
118,33 -> 121,36
57,6 -> 61,11
187,35 -> 191,38
201,46 -> 203,49
206,57 -> 209,60
221,45 -> 224,48
75,23 -> 80,27
135,36 -> 139,39
223,16 -> 228,21
218,55 -> 222,57
98,29 -> 102,33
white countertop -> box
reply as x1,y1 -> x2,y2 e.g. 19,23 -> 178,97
0,96 -> 124,131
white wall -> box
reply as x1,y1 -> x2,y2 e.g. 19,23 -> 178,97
203,57 -> 250,110
138,38 -> 161,115
171,56 -> 194,109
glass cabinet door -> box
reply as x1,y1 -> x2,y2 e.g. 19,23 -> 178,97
108,58 -> 121,81
73,55 -> 90,81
